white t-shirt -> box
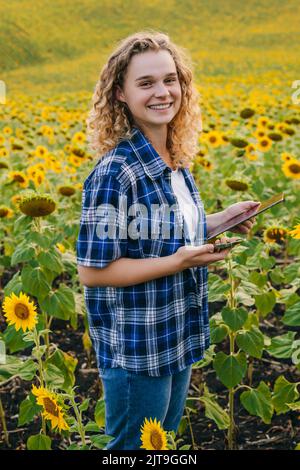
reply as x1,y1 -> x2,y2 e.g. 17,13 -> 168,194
170,168 -> 199,244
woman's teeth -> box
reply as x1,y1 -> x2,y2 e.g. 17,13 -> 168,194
148,103 -> 172,110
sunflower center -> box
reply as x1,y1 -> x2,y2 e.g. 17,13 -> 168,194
43,397 -> 60,417
289,164 -> 300,174
0,208 -> 9,217
210,136 -> 216,143
267,228 -> 286,242
15,303 -> 30,319
14,174 -> 25,183
150,430 -> 164,450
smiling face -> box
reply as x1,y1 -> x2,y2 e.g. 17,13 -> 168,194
115,49 -> 182,131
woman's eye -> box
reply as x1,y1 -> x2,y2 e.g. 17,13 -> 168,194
140,78 -> 176,87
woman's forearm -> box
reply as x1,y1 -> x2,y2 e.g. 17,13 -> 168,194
78,254 -> 182,288
206,210 -> 226,237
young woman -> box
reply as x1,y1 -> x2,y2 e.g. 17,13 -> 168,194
76,31 -> 258,450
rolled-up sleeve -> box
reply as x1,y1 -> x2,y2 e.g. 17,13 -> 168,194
76,173 -> 129,269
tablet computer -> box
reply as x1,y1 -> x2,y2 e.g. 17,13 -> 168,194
206,192 -> 285,241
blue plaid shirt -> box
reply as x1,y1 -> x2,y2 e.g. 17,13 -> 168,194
76,125 -> 210,377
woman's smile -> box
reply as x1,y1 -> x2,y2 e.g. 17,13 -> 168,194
147,103 -> 173,111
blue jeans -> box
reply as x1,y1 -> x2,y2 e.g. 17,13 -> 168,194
100,365 -> 193,450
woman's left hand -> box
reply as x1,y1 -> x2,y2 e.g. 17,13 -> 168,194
224,200 -> 260,235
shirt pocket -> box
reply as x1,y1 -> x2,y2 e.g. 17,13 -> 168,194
140,236 -> 163,258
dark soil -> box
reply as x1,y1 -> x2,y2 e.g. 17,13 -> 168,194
1,273 -> 300,450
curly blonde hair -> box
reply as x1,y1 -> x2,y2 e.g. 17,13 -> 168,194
87,29 -> 202,169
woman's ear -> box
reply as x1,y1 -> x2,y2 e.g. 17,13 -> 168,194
115,85 -> 125,103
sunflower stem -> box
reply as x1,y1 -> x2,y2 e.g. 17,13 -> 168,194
283,242 -> 288,268
33,328 -> 47,434
227,256 -> 236,309
41,416 -> 47,435
34,329 -> 45,385
69,395 -> 86,447
0,396 -> 10,447
43,311 -> 50,360
34,216 -> 42,233
226,255 -> 237,450
186,407 -> 197,450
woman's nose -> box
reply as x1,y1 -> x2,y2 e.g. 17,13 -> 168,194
154,83 -> 170,97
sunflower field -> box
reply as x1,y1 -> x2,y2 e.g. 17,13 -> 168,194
1,0 -> 300,452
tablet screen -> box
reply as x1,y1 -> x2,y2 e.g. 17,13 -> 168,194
206,193 -> 285,241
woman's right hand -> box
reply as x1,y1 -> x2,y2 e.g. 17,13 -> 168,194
174,237 -> 237,270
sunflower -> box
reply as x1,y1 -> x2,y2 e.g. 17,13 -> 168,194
225,178 -> 249,191
0,148 -> 9,158
71,146 -> 85,158
256,137 -> 272,152
8,171 -> 29,188
283,126 -> 295,136
199,158 -> 213,171
245,144 -> 259,161
140,417 -> 168,450
3,126 -> 12,135
253,129 -> 266,139
275,122 -> 288,133
32,170 -> 45,187
0,206 -> 13,218
31,385 -> 70,432
257,116 -> 269,128
15,128 -> 24,138
221,133 -> 230,144
18,194 -> 56,217
2,292 -> 38,332
68,154 -> 82,167
11,142 -> 24,151
263,226 -> 288,244
268,132 -> 283,142
282,159 -> 300,179
60,123 -> 69,132
281,152 -> 293,162
58,185 -> 76,196
230,138 -> 249,149
64,144 -> 72,153
204,130 -> 223,147
289,223 -> 300,239
27,164 -> 46,179
51,161 -> 62,173
56,243 -> 66,253
44,128 -> 54,138
11,194 -> 22,207
35,145 -> 48,158
289,117 -> 300,125
71,131 -> 86,144
240,108 -> 255,119
64,165 -> 76,174
74,182 -> 83,191
0,160 -> 9,169
196,149 -> 207,159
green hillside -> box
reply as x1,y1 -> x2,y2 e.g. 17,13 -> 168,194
1,0 -> 300,96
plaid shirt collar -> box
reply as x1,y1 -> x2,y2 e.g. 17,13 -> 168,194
126,124 -> 186,181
